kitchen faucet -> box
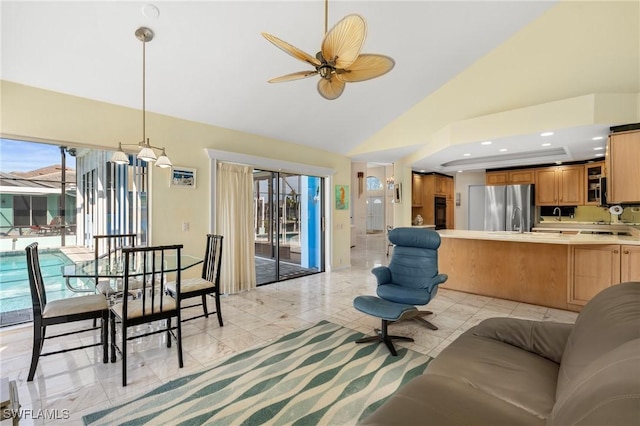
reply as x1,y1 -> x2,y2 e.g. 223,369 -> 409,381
553,207 -> 561,221
512,206 -> 523,233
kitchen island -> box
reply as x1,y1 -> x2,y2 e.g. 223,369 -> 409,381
437,229 -> 640,311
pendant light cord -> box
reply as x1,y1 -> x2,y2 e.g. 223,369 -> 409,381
142,35 -> 147,146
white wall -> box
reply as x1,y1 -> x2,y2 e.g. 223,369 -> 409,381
454,171 -> 486,230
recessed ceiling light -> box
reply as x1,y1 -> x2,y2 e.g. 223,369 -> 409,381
419,169 -> 426,173
595,153 -> 604,157
541,143 -> 551,147
594,147 -> 604,150
540,132 -> 554,137
499,148 -> 507,152
555,161 -> 562,165
457,170 -> 463,173
480,141 -> 492,145
463,153 -> 471,157
592,136 -> 604,141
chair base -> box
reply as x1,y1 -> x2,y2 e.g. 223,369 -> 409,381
409,310 -> 438,330
356,319 -> 414,356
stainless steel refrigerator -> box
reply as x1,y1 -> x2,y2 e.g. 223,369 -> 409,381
483,184 -> 534,232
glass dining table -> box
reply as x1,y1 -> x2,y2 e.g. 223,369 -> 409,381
62,253 -> 203,293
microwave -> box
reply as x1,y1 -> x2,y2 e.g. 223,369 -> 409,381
599,177 -> 608,206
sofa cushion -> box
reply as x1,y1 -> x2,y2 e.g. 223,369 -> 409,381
471,317 -> 573,364
549,337 -> 640,426
556,282 -> 640,399
360,373 -> 545,426
424,327 -> 560,420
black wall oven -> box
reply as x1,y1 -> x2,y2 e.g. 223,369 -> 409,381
435,197 -> 447,229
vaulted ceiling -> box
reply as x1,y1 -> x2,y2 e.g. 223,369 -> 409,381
2,1 -> 638,173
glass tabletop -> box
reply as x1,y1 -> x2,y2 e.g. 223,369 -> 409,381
62,254 -> 203,279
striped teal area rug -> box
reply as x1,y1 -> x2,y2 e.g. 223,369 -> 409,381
84,321 -> 432,425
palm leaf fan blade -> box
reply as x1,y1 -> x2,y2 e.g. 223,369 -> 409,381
317,78 -> 345,100
336,54 -> 395,83
321,14 -> 366,69
262,32 -> 320,67
268,70 -> 318,83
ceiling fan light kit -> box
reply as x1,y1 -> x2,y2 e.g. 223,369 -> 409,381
262,2 -> 394,100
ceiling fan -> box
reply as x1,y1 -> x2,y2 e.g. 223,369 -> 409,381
261,0 -> 395,100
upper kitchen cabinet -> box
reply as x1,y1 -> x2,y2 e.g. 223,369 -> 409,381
486,171 -> 508,186
509,169 -> 535,185
584,161 -> 605,205
535,165 -> 584,206
486,169 -> 534,186
435,175 -> 448,196
606,130 -> 640,204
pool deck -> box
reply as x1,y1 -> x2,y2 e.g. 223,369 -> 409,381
0,234 -> 78,253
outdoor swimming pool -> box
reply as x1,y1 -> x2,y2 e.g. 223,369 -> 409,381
0,249 -> 79,325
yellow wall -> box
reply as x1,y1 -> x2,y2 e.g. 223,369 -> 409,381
0,81 -> 352,270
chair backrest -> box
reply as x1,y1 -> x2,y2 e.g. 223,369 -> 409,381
202,234 -> 223,284
121,244 -> 183,318
25,243 -> 46,315
387,227 -> 442,289
94,233 -> 136,265
94,233 -> 136,259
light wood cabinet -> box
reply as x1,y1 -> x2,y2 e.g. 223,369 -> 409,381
509,169 -> 535,185
435,176 -> 448,196
584,162 -> 604,205
446,199 -> 454,229
439,238 -> 570,310
607,130 -> 640,203
569,245 -> 620,306
445,177 -> 454,201
412,174 -> 423,207
569,244 -> 640,306
411,173 -> 453,227
535,165 -> 584,206
486,169 -> 535,186
621,245 -> 640,282
486,171 -> 508,186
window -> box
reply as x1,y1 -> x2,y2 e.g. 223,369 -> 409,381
13,195 -> 47,226
366,176 -> 383,191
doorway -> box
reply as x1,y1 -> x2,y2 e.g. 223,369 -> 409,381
366,196 -> 385,233
253,170 -> 324,285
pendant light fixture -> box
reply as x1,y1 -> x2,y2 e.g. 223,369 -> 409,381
110,27 -> 172,168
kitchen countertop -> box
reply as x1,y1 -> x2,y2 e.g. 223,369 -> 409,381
437,229 -> 640,245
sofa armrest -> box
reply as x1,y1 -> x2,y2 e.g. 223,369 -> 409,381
371,266 -> 391,285
471,317 -> 573,364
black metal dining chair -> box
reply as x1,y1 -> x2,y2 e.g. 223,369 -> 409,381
165,234 -> 224,325
93,233 -> 137,296
25,243 -> 109,381
109,244 -> 184,386
63,233 -> 137,296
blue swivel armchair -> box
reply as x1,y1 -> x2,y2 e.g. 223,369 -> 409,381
373,227 -> 448,330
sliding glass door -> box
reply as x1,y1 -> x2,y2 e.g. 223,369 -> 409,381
254,170 -> 324,285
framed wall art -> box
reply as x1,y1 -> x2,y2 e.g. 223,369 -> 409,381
335,184 -> 349,210
393,183 -> 402,203
170,167 -> 196,189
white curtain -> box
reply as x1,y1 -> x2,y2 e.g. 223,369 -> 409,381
216,162 -> 256,293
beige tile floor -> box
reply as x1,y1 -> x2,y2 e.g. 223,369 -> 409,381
0,233 -> 578,425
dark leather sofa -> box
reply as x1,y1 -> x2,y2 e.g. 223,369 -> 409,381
361,281 -> 640,425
